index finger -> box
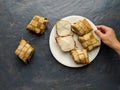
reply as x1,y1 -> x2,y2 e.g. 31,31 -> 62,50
96,25 -> 111,31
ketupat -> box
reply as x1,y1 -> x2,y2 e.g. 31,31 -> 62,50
15,39 -> 34,63
26,15 -> 48,34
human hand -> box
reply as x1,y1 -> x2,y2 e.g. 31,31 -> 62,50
94,25 -> 119,49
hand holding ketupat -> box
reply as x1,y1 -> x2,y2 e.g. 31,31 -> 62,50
95,25 -> 120,56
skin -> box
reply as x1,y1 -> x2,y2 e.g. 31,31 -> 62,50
94,25 -> 120,56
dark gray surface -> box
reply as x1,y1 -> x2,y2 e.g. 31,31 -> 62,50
0,0 -> 120,90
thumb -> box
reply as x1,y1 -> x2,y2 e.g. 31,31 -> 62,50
94,30 -> 104,38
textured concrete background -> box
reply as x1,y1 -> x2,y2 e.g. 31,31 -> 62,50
0,0 -> 120,90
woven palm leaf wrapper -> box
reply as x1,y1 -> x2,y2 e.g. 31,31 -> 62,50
15,39 -> 34,63
26,15 -> 48,34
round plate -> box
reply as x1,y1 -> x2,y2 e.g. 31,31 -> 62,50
49,15 -> 101,68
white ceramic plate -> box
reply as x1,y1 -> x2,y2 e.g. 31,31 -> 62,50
49,15 -> 101,68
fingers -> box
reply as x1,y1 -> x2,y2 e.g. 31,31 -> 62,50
94,30 -> 104,38
96,25 -> 106,29
96,25 -> 112,34
96,25 -> 111,31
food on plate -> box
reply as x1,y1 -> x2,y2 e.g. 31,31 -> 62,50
72,18 -> 93,36
15,39 -> 34,63
70,49 -> 90,64
78,32 -> 100,51
56,20 -> 73,36
52,16 -> 101,66
26,15 -> 48,34
55,36 -> 75,52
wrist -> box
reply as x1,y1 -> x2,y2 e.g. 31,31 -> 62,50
112,41 -> 120,55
